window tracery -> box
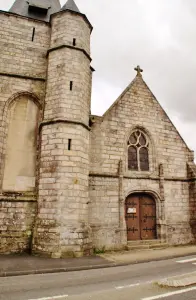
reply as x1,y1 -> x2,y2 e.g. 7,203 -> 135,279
127,130 -> 149,171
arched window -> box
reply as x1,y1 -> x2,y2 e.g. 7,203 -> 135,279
3,96 -> 39,191
127,130 -> 149,171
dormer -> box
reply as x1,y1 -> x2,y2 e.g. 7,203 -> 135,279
9,0 -> 61,22
27,0 -> 51,15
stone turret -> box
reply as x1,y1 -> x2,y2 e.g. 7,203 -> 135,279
32,0 -> 93,257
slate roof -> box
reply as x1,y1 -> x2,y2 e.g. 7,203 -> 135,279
61,0 -> 93,31
9,0 -> 61,22
61,0 -> 80,13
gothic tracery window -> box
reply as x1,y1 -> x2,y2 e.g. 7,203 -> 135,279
127,130 -> 149,171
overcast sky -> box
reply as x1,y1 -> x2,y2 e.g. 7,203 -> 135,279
1,0 -> 196,155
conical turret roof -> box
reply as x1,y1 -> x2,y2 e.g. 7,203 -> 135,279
61,0 -> 80,13
61,0 -> 93,32
9,0 -> 61,21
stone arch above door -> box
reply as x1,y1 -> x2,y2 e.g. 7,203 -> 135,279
125,193 -> 157,241
124,188 -> 163,220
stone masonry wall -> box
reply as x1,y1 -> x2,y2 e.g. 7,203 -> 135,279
0,12 -> 49,253
45,10 -> 92,125
0,12 -> 49,186
33,11 -> 92,257
89,74 -> 194,249
90,76 -> 191,178
123,178 -> 192,245
89,176 -> 121,250
188,162 -> 196,239
89,175 -> 192,249
164,180 -> 192,244
44,47 -> 91,125
50,10 -> 91,55
0,12 -> 50,78
0,80 -> 44,253
33,123 -> 91,257
0,199 -> 36,254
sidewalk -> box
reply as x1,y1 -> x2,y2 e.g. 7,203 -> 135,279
99,245 -> 196,264
0,245 -> 196,277
0,254 -> 112,277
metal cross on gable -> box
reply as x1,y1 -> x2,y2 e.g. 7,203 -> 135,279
134,65 -> 143,76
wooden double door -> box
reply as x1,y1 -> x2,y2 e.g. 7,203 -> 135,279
125,194 -> 157,240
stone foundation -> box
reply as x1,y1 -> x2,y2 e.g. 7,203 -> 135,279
0,199 -> 36,254
167,222 -> 194,245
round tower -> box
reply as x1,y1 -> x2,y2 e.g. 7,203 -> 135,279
33,0 -> 93,257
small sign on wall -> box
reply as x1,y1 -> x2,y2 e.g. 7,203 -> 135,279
127,207 -> 136,214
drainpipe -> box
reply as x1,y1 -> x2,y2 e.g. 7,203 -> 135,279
118,159 -> 125,244
159,163 -> 167,242
159,163 -> 165,220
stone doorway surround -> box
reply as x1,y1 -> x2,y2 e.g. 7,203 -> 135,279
119,189 -> 167,246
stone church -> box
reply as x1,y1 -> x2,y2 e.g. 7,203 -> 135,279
0,0 -> 196,258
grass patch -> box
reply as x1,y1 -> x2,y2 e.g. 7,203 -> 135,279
93,247 -> 106,254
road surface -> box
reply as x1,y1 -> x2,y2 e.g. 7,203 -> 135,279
0,255 -> 196,300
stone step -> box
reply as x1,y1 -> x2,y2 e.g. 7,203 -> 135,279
126,242 -> 169,251
126,244 -> 151,251
149,243 -> 168,249
127,239 -> 162,245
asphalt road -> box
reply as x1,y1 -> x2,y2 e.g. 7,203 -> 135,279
1,255 -> 196,300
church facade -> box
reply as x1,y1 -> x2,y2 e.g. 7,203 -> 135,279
0,0 -> 196,258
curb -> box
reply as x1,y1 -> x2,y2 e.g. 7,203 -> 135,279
1,251 -> 196,278
157,271 -> 196,287
0,263 -> 115,277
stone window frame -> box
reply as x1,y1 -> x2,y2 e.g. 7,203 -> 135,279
125,126 -> 156,175
0,91 -> 43,195
128,129 -> 149,171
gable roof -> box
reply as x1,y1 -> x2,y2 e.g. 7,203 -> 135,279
9,0 -> 61,21
103,75 -> 138,118
103,72 -> 191,151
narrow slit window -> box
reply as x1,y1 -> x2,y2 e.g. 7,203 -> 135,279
68,139 -> 72,150
32,27 -> 35,41
73,38 -> 76,46
70,81 -> 73,91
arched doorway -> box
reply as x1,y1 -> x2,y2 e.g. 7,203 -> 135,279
125,193 -> 157,240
